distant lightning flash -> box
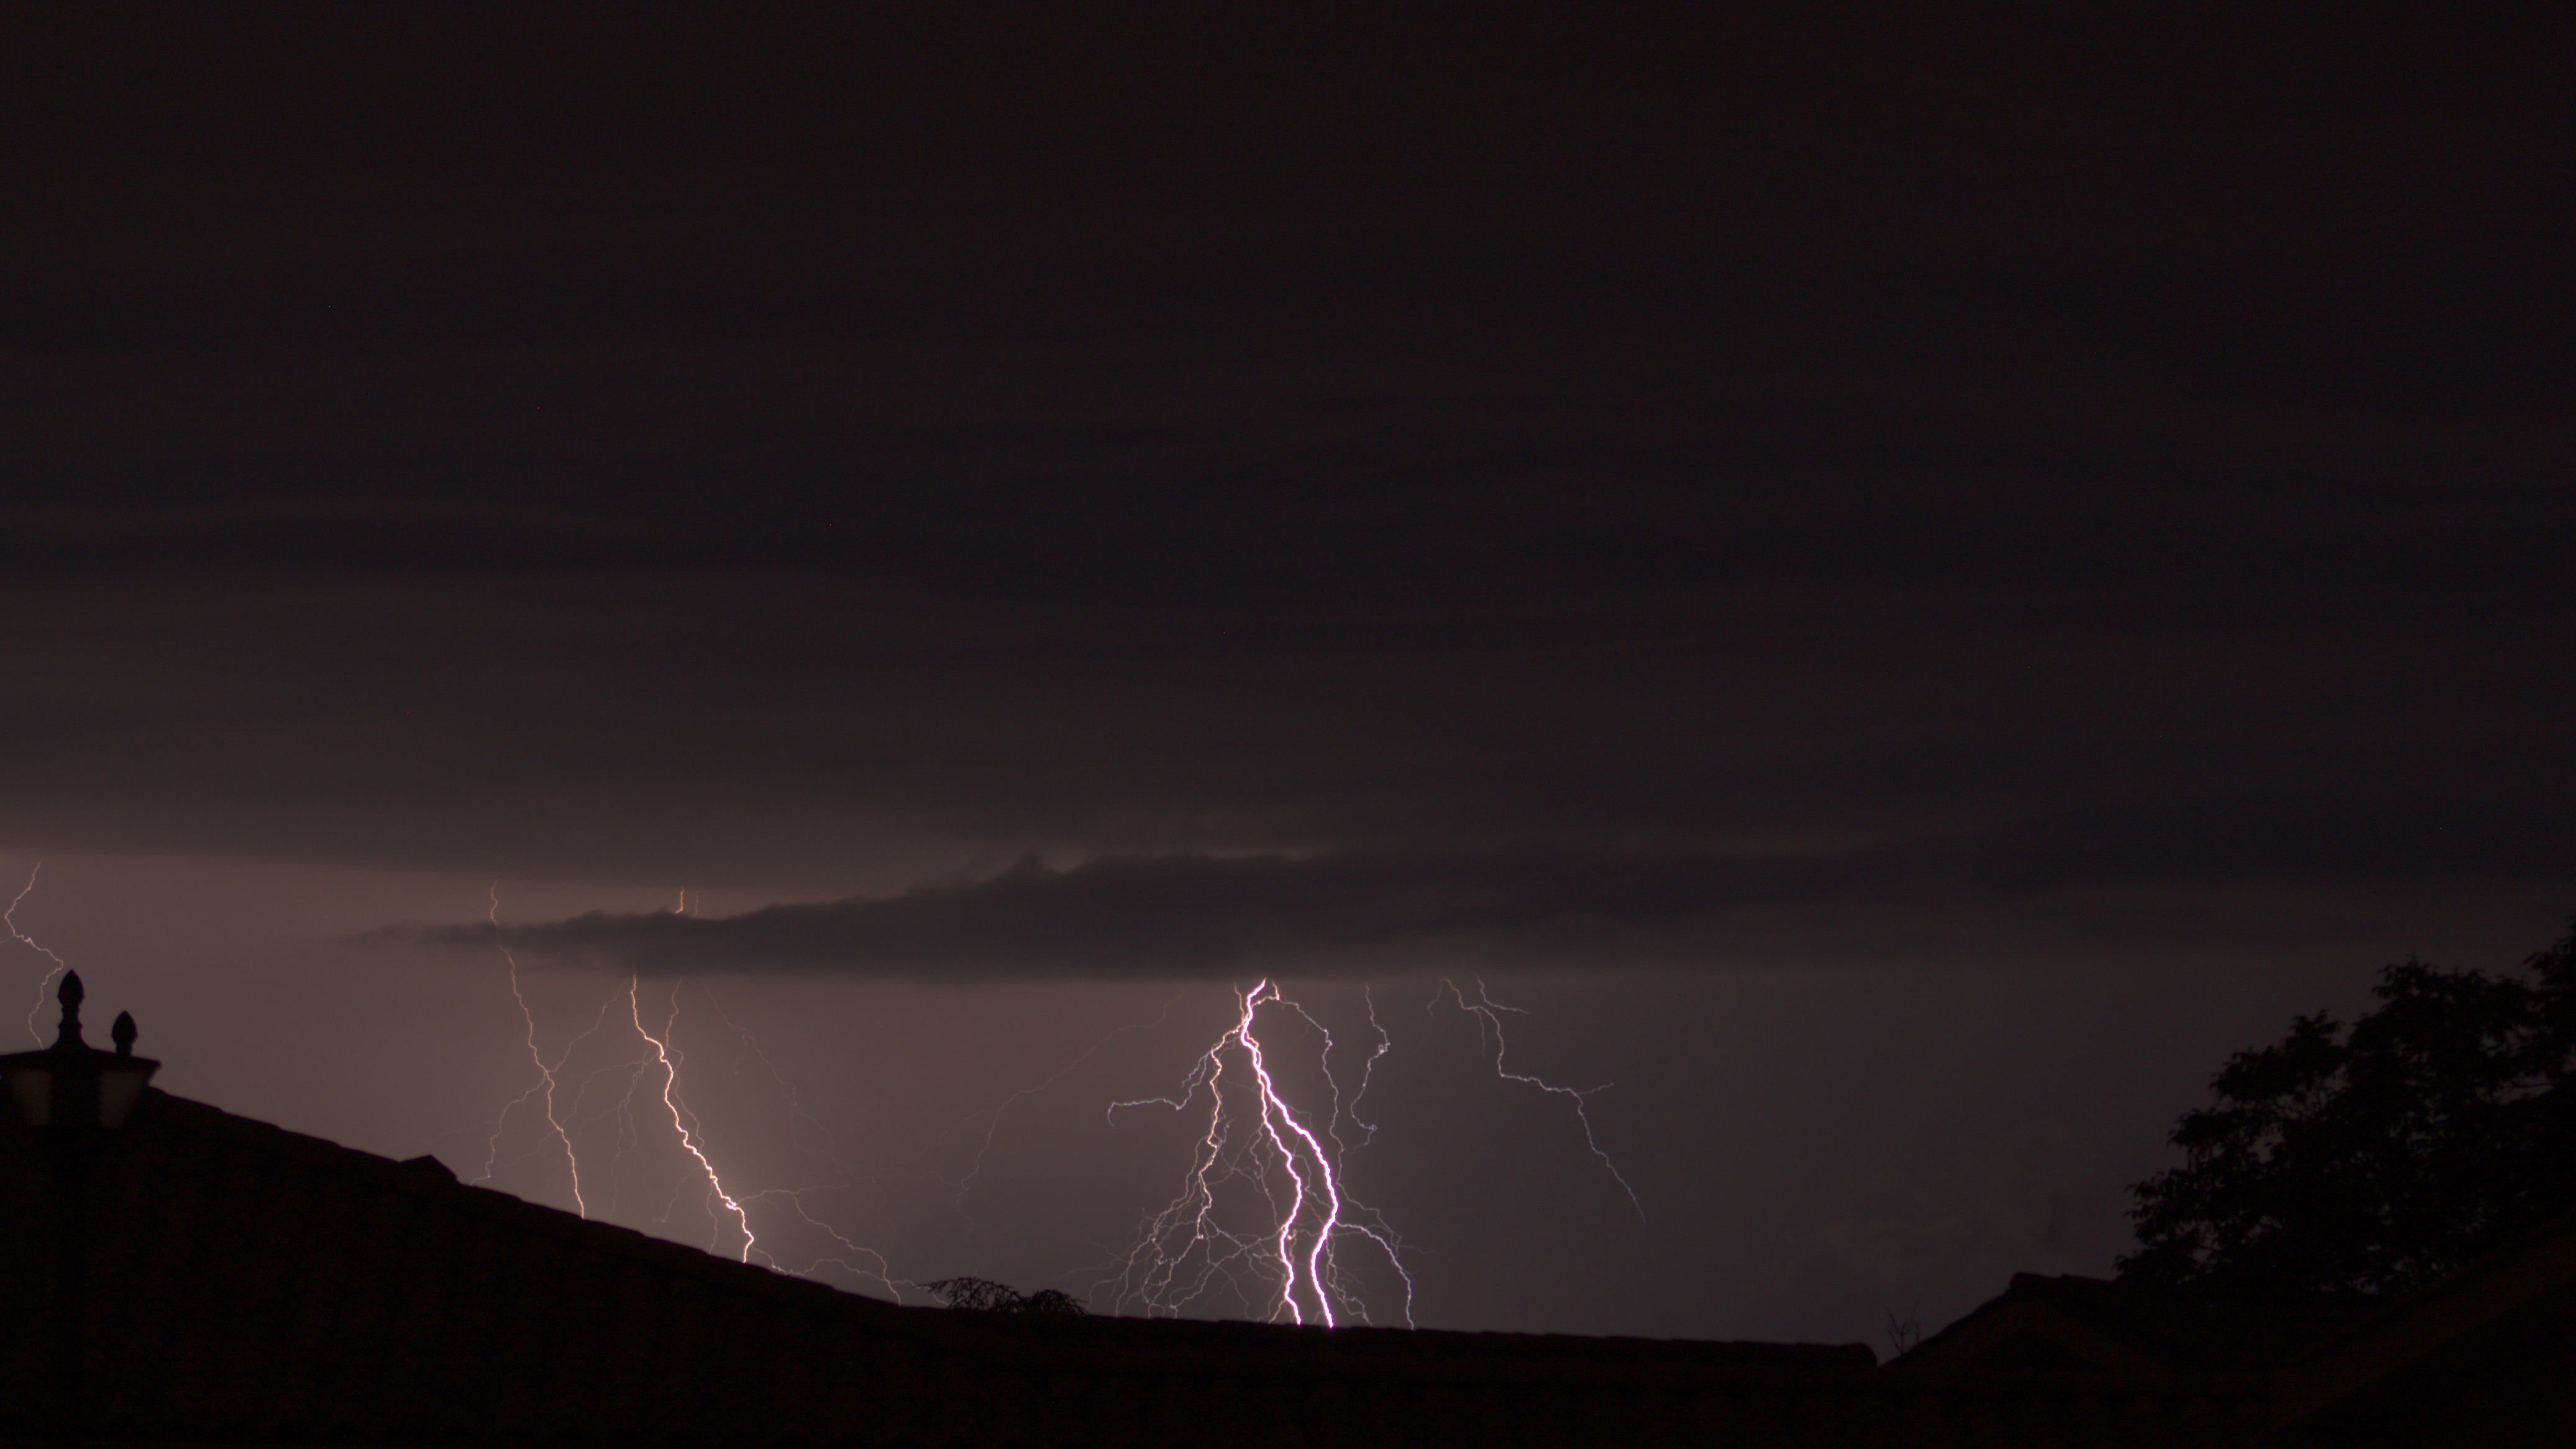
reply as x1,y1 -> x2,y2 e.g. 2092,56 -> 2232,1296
480,885 -> 598,1214
9,862 -> 71,1045
1100,980 -> 1412,1327
1439,978 -> 1644,1219
466,887 -> 900,1291
698,981 -> 905,1294
948,992 -> 1184,1212
703,984 -> 850,1171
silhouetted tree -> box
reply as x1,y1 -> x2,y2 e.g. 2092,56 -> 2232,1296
923,1276 -> 1088,1315
2121,920 -> 2576,1297
1883,1303 -> 1922,1358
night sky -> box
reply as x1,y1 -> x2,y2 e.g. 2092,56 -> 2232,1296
6,3 -> 2572,1348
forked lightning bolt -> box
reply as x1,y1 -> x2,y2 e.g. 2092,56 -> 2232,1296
1098,980 -> 1411,1327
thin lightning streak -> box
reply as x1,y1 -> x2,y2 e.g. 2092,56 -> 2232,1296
946,993 -> 1184,1211
1345,986 -> 1392,1150
1438,978 -> 1645,1219
596,889 -> 699,1219
702,980 -> 849,1168
1270,988 -> 1387,1167
583,1054 -> 660,1217
9,862 -> 71,1045
480,990 -> 624,1187
693,979 -> 910,1294
631,977 -> 756,1262
1099,1023 -> 1251,1317
480,884 -> 598,1214
548,898 -> 687,1223
473,954 -> 895,1294
741,1185 -> 903,1296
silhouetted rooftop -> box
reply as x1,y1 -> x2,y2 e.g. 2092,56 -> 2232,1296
1898,1271 -> 2377,1377
12,1081 -> 2564,1446
4,1087 -> 1910,1447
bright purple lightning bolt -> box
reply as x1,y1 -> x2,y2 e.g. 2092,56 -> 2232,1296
1099,980 -> 1411,1327
9,862 -> 71,1046
1234,984 -> 1340,1323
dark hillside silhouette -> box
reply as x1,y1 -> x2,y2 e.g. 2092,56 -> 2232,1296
2123,918 -> 2576,1296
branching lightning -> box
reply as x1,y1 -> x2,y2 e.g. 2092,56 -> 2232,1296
9,862 -> 71,1046
1096,980 -> 1412,1327
1438,977 -> 1644,1219
466,885 -> 908,1290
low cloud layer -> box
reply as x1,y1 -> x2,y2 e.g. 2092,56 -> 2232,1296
413,847 -> 1853,979
403,796 -> 2576,980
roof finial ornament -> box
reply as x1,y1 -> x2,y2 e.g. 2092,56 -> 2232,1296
112,1011 -> 138,1058
53,970 -> 84,1050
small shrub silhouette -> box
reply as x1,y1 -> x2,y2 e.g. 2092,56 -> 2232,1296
923,1277 -> 1088,1315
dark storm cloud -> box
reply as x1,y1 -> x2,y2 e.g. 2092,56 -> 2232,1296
4,2 -> 2571,908
399,795 -> 2576,979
